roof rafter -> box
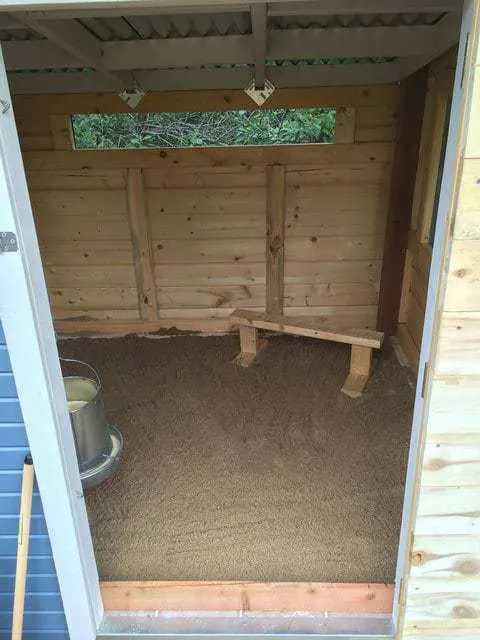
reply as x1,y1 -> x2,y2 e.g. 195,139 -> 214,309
251,3 -> 267,89
13,13 -> 136,89
2,20 -> 461,72
393,13 -> 461,79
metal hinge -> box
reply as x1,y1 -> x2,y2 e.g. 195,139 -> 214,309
0,231 -> 18,253
421,361 -> 429,399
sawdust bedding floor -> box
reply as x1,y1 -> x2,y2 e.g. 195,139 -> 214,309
59,334 -> 414,583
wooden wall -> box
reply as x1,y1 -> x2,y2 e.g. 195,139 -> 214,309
397,70 -> 454,369
13,86 -> 399,334
400,1 -> 480,635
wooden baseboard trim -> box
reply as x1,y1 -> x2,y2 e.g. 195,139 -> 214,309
54,319 -> 233,337
101,581 -> 394,614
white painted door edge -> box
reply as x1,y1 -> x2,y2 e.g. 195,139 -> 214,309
393,0 -> 474,628
0,46 -> 102,640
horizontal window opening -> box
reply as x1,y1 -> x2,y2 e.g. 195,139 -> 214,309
71,108 -> 336,149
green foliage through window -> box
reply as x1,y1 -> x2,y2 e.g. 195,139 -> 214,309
72,108 -> 336,149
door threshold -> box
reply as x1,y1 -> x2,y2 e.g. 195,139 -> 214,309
97,611 -> 394,639
100,582 -> 393,614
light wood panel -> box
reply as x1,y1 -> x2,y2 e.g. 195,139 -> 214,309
13,85 -> 400,117
397,67 -> 453,369
19,87 -> 397,333
23,142 -> 394,171
400,4 -> 480,638
377,68 -> 428,336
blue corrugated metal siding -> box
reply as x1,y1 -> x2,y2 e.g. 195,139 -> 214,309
0,323 -> 68,640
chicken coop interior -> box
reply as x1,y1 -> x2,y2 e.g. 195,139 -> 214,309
2,0 -> 462,614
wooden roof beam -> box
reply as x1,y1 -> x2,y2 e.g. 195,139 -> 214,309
13,14 -> 136,89
1,0 -> 463,19
392,13 -> 461,79
7,61 -> 398,94
269,0 -> 463,15
251,3 -> 267,89
3,21 -> 460,71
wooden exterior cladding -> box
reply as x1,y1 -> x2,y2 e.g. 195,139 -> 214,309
399,1 -> 480,635
12,85 -> 400,335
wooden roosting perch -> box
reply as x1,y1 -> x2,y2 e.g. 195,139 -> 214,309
231,163 -> 384,398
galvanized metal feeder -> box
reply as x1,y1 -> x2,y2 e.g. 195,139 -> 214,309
61,358 -> 123,489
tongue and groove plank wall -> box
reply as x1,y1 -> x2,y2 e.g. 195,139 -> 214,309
13,86 -> 399,335
397,69 -> 455,370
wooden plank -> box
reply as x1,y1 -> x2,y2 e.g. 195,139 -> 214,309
40,240 -> 134,267
398,248 -> 413,324
49,287 -> 138,310
19,136 -> 54,151
45,265 -> 136,288
415,487 -> 480,535
146,183 -> 386,218
12,85 -> 400,117
334,107 -> 356,143
55,318 -> 230,335
34,215 -> 132,241
341,345 -> 373,398
418,80 -> 451,244
54,305 -> 378,336
396,323 -> 420,371
355,106 -> 398,137
49,115 -> 74,150
22,143 -> 395,171
26,169 -> 126,191
411,79 -> 437,233
230,309 -> 383,348
266,165 -> 286,316
100,581 -> 394,614
142,163 -> 389,189
428,375 -> 480,436
422,443 -> 480,486
465,68 -> 480,159
153,283 -> 378,310
410,535 -> 480,581
454,158 -> 480,239
377,68 -> 428,335
154,261 -> 380,287
444,239 -> 480,311
126,168 -> 158,322
30,189 -> 128,217
149,211 -> 382,240
406,292 -> 426,350
152,236 -> 382,265
436,312 -> 480,375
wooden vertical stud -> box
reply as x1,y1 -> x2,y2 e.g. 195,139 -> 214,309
335,107 -> 356,143
377,68 -> 429,336
49,115 -> 74,150
126,168 -> 158,322
266,164 -> 286,317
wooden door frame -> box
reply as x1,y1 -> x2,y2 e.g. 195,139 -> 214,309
393,0 -> 479,633
1,0 -> 478,637
0,46 -> 102,640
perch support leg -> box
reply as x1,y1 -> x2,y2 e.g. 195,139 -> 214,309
233,325 -> 265,367
341,345 -> 373,398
